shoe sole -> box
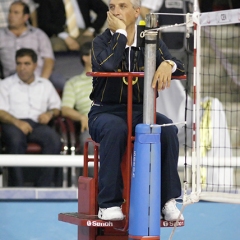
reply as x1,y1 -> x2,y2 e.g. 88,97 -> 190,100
98,212 -> 124,221
98,215 -> 124,221
163,215 -> 184,221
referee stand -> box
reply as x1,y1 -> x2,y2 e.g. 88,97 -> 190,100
58,13 -> 185,240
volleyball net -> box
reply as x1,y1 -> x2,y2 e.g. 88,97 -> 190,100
190,9 -> 240,203
153,8 -> 240,205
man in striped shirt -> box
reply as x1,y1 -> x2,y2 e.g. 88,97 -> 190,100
61,41 -> 93,154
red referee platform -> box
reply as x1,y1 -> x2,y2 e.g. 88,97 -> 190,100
58,72 -> 185,240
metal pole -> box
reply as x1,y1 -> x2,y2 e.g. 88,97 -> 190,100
143,13 -> 158,124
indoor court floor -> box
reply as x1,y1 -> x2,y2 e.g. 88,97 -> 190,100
0,199 -> 239,240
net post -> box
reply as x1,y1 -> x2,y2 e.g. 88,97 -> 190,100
143,13 -> 158,124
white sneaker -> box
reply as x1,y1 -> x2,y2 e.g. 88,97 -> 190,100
162,199 -> 184,221
98,206 -> 124,220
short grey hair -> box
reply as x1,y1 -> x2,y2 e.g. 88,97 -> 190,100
130,0 -> 141,8
108,0 -> 141,9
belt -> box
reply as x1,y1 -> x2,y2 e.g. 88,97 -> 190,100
92,101 -> 103,106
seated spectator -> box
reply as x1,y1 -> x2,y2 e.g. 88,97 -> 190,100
61,41 -> 93,154
0,1 -> 65,90
0,0 -> 38,28
36,0 -> 108,52
0,48 -> 62,187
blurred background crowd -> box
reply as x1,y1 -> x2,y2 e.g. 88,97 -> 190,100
0,0 -> 239,188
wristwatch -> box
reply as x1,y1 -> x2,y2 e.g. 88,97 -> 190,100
164,60 -> 175,68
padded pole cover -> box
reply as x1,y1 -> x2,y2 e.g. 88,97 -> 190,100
129,124 -> 161,237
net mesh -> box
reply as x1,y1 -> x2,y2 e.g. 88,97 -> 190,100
155,8 -> 240,205
190,9 -> 240,203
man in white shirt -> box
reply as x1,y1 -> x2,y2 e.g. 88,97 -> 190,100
0,48 -> 62,187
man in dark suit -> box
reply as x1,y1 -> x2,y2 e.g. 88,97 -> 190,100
36,0 -> 108,51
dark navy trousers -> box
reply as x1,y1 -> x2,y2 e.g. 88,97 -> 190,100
88,104 -> 181,209
1,119 -> 61,187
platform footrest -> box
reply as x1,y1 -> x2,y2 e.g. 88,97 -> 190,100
58,212 -> 184,228
58,212 -> 125,228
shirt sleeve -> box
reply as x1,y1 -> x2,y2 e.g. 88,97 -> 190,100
47,82 -> 61,110
0,79 -> 10,112
61,80 -> 76,108
157,40 -> 185,76
36,29 -> 55,60
92,31 -> 127,72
